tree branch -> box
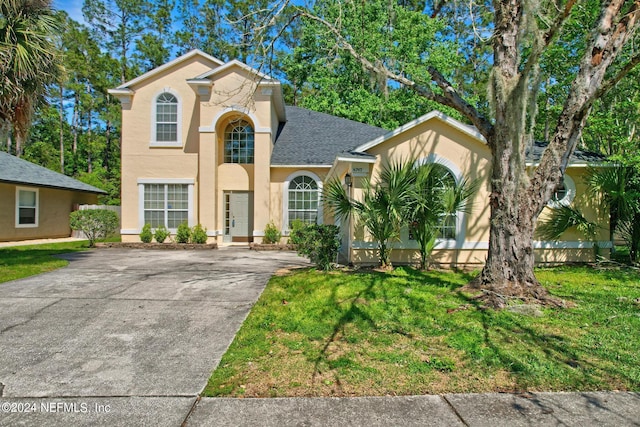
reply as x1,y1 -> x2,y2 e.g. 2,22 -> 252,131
295,8 -> 494,140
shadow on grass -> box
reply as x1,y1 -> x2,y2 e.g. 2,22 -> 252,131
307,265 -> 639,392
0,243 -> 91,283
309,266 -> 474,387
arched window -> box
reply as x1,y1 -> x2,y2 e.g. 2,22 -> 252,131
549,175 -> 576,207
288,175 -> 319,225
434,165 -> 457,239
155,93 -> 178,143
224,120 -> 254,163
408,160 -> 460,241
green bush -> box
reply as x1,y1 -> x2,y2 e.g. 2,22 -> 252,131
295,224 -> 341,270
154,225 -> 169,243
263,222 -> 282,244
191,224 -> 208,244
139,223 -> 153,243
288,219 -> 307,245
176,222 -> 191,243
69,209 -> 119,247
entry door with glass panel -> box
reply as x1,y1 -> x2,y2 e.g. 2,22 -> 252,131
223,191 -> 253,243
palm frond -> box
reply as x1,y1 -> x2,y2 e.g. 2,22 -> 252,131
536,205 -> 598,241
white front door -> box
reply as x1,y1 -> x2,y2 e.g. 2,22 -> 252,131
224,192 -> 253,242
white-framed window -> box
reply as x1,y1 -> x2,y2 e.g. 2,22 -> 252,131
138,179 -> 194,230
406,163 -> 457,240
289,175 -> 319,224
15,187 -> 39,228
548,175 -> 576,208
409,155 -> 467,244
224,120 -> 254,163
151,90 -> 181,147
283,171 -> 323,230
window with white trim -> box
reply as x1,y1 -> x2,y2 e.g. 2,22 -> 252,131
143,184 -> 188,228
288,175 -> 319,226
407,163 -> 457,240
548,175 -> 576,207
224,120 -> 254,163
155,92 -> 178,143
16,188 -> 38,227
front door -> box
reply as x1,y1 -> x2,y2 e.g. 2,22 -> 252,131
224,192 -> 253,243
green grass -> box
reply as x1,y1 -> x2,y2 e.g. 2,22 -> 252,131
0,241 -> 91,284
204,266 -> 640,397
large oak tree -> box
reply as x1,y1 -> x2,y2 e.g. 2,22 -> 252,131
279,0 -> 640,306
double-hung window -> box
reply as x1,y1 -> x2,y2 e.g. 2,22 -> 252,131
16,187 -> 38,227
143,184 -> 189,229
154,92 -> 179,145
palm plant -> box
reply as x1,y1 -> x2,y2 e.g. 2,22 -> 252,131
586,165 -> 640,262
535,164 -> 640,263
406,163 -> 478,269
0,0 -> 63,156
324,159 -> 414,268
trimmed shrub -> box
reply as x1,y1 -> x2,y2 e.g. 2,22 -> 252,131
69,209 -> 119,247
139,223 -> 153,243
154,225 -> 169,243
295,224 -> 340,270
176,222 -> 191,243
263,222 -> 282,244
191,224 -> 208,244
288,219 -> 307,245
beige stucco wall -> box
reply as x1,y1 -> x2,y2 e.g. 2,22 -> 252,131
268,167 -> 331,241
340,117 -> 608,266
0,183 -> 98,242
119,55 -> 284,243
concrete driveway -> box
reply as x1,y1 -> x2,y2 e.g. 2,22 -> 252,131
0,248 -> 307,426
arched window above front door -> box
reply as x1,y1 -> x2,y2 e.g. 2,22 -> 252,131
224,120 -> 254,164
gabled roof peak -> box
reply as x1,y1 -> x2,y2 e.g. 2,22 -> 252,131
193,59 -> 273,81
115,49 -> 224,90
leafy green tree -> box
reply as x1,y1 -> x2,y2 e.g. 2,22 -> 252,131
290,0 -> 640,306
0,0 -> 63,156
281,0 -> 461,129
134,0 -> 174,71
82,0 -> 145,83
69,209 -> 119,247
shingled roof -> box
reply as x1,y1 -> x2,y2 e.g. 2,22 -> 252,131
0,152 -> 106,194
272,106 -> 387,165
526,141 -> 606,164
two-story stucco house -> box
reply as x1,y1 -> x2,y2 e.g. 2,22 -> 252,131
110,49 -> 609,267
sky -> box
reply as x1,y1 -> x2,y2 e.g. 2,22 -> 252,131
52,0 -> 86,24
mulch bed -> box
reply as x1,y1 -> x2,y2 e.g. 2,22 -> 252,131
96,242 -> 218,250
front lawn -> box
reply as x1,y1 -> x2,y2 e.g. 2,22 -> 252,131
204,266 -> 640,397
0,241 -> 90,284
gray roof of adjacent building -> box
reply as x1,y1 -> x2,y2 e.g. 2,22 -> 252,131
0,152 -> 107,194
272,106 -> 387,165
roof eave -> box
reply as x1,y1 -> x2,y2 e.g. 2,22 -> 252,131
114,49 -> 224,90
0,178 -> 107,194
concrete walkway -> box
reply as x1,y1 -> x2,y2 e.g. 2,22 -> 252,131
1,248 -> 638,426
